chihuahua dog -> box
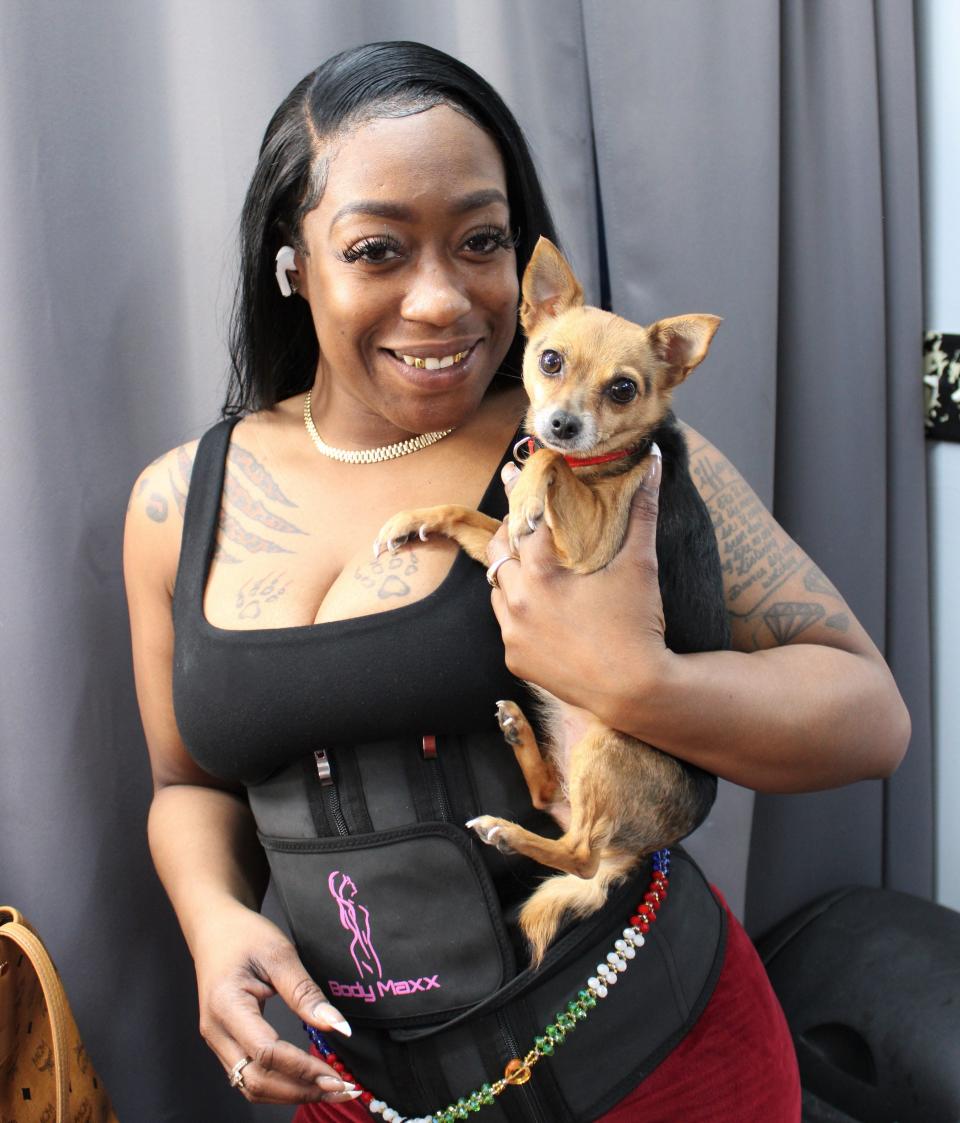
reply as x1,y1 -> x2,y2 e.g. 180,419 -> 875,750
374,237 -> 728,965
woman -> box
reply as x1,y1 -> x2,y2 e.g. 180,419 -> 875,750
124,42 -> 909,1122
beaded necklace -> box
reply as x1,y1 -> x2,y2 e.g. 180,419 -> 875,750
304,849 -> 671,1123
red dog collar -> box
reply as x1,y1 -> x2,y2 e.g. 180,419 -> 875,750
512,435 -> 645,468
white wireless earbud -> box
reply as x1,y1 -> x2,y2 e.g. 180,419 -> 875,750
275,245 -> 297,297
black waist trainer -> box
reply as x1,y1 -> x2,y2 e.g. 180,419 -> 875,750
172,419 -> 727,1122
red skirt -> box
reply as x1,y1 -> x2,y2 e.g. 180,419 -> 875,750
293,891 -> 800,1123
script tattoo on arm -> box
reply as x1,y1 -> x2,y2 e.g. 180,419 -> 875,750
354,550 -> 421,600
685,431 -> 850,652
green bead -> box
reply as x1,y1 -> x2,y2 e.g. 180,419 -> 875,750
545,1022 -> 564,1041
583,991 -> 597,1008
455,1100 -> 469,1119
578,988 -> 590,1001
480,1084 -> 496,1105
535,1035 -> 554,1056
467,1092 -> 482,1111
573,1004 -> 588,1020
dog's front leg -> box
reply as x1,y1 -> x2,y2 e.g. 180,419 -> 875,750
373,504 -> 501,564
507,451 -> 607,567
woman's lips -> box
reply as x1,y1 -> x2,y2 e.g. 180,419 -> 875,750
381,341 -> 482,389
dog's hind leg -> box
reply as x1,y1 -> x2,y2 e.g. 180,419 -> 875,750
496,700 -> 559,810
373,504 -> 500,563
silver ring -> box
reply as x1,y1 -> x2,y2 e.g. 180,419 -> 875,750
486,554 -> 519,589
229,1056 -> 252,1090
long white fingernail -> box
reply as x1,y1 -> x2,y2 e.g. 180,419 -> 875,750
503,462 -> 520,482
312,1002 -> 353,1037
643,443 -> 662,490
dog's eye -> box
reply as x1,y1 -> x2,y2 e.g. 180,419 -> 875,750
539,350 -> 563,376
608,378 -> 638,403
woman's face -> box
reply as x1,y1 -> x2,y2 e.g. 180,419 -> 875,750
295,105 -> 520,438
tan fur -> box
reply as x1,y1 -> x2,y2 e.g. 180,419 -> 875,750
375,237 -> 721,965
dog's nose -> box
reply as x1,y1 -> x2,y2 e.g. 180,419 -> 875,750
549,411 -> 581,441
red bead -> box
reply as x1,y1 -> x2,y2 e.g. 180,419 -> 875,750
340,1071 -> 354,1083
361,1092 -> 374,1105
638,920 -> 650,933
332,1062 -> 345,1073
326,1054 -> 338,1065
644,892 -> 661,909
630,914 -> 643,927
652,870 -> 665,882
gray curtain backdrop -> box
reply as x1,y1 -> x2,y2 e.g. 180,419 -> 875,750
0,2 -> 927,1120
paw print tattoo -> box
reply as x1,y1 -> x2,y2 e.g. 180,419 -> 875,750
354,551 -> 420,600
235,571 -> 292,620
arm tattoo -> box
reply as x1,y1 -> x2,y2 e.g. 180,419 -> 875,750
688,439 -> 847,650
354,550 -> 420,600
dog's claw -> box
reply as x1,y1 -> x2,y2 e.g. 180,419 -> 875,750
387,534 -> 409,553
418,525 -> 429,542
372,538 -> 383,559
527,515 -> 538,532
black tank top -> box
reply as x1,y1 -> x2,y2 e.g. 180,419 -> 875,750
172,418 -> 521,786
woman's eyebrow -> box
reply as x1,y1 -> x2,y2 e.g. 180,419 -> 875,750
329,188 -> 509,230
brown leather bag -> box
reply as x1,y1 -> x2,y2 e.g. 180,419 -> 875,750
1,905 -> 119,1122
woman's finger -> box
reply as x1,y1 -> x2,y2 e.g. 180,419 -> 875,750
218,1032 -> 362,1105
609,442 -> 662,574
204,985 -> 357,1104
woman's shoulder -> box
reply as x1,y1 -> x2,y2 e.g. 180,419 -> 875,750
124,437 -> 204,597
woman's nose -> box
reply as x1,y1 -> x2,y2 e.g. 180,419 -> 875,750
400,260 -> 471,326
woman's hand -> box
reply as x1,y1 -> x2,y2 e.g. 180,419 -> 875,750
192,899 -> 361,1106
487,450 -> 671,715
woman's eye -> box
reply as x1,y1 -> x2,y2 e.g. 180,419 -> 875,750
608,378 -> 638,403
341,237 -> 403,264
463,226 -> 514,255
539,350 -> 563,375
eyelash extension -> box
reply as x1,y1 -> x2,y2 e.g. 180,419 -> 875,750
467,225 -> 519,252
339,235 -> 404,264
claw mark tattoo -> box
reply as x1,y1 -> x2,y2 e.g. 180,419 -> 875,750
235,571 -> 292,620
228,445 -> 297,506
223,474 -> 306,535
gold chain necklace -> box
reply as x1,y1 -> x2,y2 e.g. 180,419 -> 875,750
302,391 -> 454,464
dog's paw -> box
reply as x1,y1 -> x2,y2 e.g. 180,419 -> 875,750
495,700 -> 526,745
465,815 -> 514,853
506,498 -> 545,553
372,512 -> 431,559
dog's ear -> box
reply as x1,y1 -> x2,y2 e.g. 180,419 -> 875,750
520,237 -> 584,334
648,315 -> 722,386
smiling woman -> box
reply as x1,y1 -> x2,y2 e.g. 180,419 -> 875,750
123,39 -> 906,1123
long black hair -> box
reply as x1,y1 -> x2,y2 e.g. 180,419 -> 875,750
224,41 -> 559,417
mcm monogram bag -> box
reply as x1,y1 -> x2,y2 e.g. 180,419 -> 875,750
0,905 -> 118,1122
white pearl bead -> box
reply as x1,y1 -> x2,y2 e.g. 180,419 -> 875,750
606,951 -> 620,965
595,983 -> 608,998
605,969 -> 618,984
615,939 -> 628,952
587,976 -> 601,991
634,933 -> 645,947
370,1102 -> 385,1114
597,963 -> 612,978
613,954 -> 627,970
623,927 -> 638,941
623,945 -> 636,959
